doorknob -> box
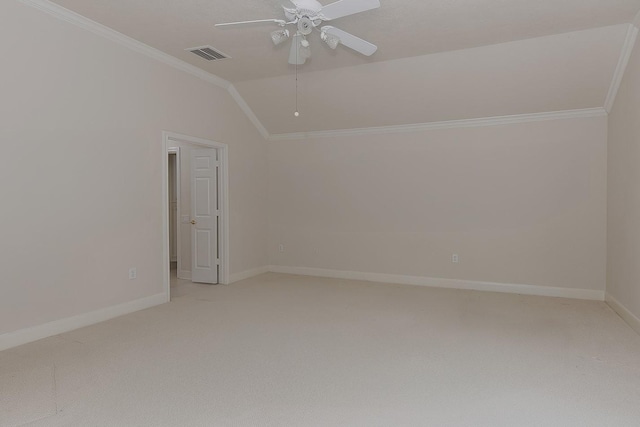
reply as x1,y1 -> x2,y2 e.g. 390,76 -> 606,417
190,220 -> 197,225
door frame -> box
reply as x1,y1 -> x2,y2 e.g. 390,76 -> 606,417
162,132 -> 230,301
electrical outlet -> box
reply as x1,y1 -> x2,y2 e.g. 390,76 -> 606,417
452,254 -> 459,264
278,244 -> 284,253
129,268 -> 137,280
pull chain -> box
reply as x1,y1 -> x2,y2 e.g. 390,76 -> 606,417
294,35 -> 300,117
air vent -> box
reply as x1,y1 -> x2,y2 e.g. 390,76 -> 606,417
187,46 -> 229,61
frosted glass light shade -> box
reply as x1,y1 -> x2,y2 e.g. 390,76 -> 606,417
321,32 -> 340,49
271,29 -> 290,46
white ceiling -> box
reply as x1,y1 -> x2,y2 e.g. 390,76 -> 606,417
47,0 -> 640,134
51,0 -> 640,82
236,25 -> 627,134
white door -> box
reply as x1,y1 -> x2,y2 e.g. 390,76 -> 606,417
190,149 -> 219,284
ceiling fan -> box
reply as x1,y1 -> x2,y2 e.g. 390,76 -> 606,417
215,0 -> 380,65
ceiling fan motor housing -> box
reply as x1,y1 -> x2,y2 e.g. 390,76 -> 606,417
297,17 -> 314,35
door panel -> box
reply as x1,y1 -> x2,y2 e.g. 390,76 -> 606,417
191,149 -> 218,284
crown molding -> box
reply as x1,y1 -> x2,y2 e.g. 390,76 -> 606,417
18,0 -> 271,140
633,9 -> 640,29
19,0 -> 230,89
227,85 -> 270,140
604,24 -> 638,113
268,108 -> 607,141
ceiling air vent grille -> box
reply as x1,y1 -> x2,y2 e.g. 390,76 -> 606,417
187,46 -> 229,61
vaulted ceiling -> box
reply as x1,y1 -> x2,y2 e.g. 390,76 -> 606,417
49,0 -> 640,135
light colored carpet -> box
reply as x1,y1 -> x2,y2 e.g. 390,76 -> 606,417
1,272 -> 640,426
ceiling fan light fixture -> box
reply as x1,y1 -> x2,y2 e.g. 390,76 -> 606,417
321,31 -> 340,50
217,0 -> 380,67
271,28 -> 290,46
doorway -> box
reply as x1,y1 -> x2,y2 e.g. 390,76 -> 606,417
168,149 -> 178,274
162,132 -> 229,301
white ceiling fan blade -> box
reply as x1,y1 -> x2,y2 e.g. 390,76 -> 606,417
283,6 -> 297,21
288,34 -> 307,65
289,0 -> 323,9
321,26 -> 377,56
320,0 -> 380,21
215,19 -> 286,28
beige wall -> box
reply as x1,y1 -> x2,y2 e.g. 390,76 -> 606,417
0,1 -> 268,335
269,117 -> 608,292
607,37 -> 640,320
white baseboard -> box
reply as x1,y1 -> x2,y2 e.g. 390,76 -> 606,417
0,293 -> 167,352
0,266 -> 612,353
229,266 -> 270,284
269,265 -> 605,301
606,293 -> 640,336
178,270 -> 192,280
